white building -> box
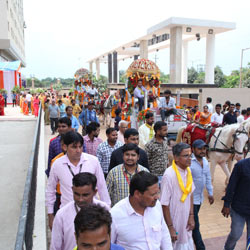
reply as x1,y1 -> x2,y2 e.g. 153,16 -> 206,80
88,17 -> 235,85
0,0 -> 26,66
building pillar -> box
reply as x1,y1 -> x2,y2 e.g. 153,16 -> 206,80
169,26 -> 182,83
140,40 -> 148,59
95,59 -> 100,80
108,53 -> 112,83
181,41 -> 188,84
89,61 -> 93,74
113,51 -> 118,83
205,33 -> 215,84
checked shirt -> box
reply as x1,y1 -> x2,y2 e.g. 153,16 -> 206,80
96,140 -> 123,174
106,164 -> 149,206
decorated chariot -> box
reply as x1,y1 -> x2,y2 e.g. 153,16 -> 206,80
124,59 -> 187,136
73,68 -> 101,109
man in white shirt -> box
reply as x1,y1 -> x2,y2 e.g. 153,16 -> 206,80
26,91 -> 32,113
50,172 -> 110,250
211,104 -> 224,125
159,90 -> 176,121
111,171 -> 172,250
138,112 -> 154,149
117,120 -> 128,144
206,97 -> 213,114
88,84 -> 98,97
237,109 -> 247,123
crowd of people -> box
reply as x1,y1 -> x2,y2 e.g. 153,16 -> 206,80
185,97 -> 250,126
40,89 -> 250,250
2,87 -> 249,249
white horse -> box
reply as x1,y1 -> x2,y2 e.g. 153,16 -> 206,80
177,119 -> 250,183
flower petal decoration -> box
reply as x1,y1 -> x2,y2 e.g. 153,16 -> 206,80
126,59 -> 160,78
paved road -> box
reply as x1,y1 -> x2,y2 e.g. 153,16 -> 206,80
0,119 -> 36,249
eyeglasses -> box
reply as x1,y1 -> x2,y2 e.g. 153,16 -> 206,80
179,154 -> 192,158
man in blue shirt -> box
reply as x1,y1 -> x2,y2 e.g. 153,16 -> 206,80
223,104 -> 237,125
12,92 -> 17,107
74,204 -> 124,250
79,102 -> 99,135
190,139 -> 214,250
66,106 -> 79,132
222,157 -> 250,250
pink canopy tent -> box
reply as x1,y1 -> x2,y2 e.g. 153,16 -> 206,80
0,61 -> 22,104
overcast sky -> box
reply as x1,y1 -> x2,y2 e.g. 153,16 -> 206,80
22,0 -> 250,79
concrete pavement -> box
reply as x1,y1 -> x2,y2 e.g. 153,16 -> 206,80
0,106 -> 36,249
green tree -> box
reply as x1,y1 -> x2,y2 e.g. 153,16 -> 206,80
26,77 -> 43,88
188,67 -> 198,83
223,74 -> 240,88
214,66 -> 226,87
159,71 -> 169,83
95,75 -> 108,93
194,71 -> 205,83
54,82 -> 63,92
119,70 -> 127,83
241,63 -> 250,88
60,78 -> 75,87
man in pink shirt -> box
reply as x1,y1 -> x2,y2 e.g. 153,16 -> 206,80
83,122 -> 103,156
46,131 -> 111,229
50,172 -> 110,250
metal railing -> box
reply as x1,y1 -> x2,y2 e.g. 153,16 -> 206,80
14,104 -> 42,250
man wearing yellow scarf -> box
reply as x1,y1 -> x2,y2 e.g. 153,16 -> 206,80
160,142 -> 195,250
138,112 -> 155,149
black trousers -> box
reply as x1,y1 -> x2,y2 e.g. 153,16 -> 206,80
160,108 -> 177,121
50,118 -> 58,134
137,97 -> 144,111
28,101 -> 31,112
192,204 -> 206,250
13,99 -> 16,107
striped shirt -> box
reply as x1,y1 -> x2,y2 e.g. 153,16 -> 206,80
96,141 -> 123,174
106,164 -> 149,206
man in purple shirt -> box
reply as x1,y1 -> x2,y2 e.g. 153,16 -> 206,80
46,131 -> 111,229
50,172 -> 110,250
74,204 -> 124,250
134,79 -> 147,111
83,122 -> 103,156
46,117 -> 72,177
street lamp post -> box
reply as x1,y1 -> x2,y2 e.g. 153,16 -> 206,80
239,47 -> 250,88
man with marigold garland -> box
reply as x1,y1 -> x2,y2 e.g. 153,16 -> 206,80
161,142 -> 195,250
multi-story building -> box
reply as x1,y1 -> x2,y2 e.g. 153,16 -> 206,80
0,0 -> 26,66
